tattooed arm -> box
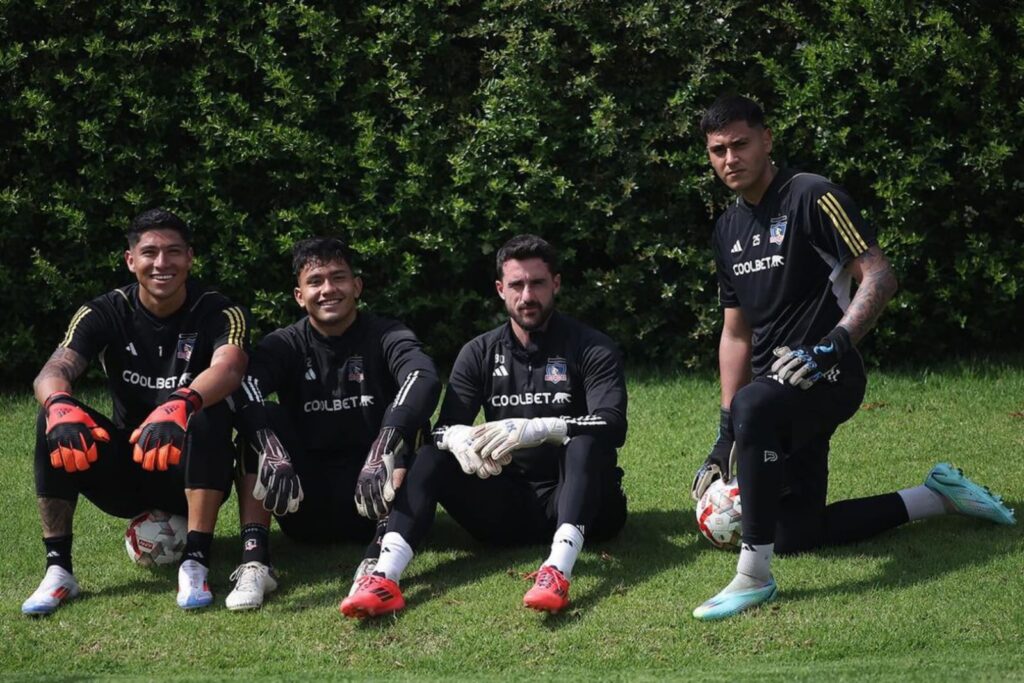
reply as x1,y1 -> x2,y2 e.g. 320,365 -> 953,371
33,347 -> 89,405
838,245 -> 899,344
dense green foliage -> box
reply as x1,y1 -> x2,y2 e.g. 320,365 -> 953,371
2,1 -> 1022,382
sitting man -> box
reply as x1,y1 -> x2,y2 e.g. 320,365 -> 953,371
226,237 -> 441,610
23,208 -> 248,614
342,234 -> 628,617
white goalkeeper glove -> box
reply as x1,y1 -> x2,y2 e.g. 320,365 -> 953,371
472,417 -> 569,463
439,425 -> 501,479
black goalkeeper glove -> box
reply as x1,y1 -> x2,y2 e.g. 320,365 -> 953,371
252,428 -> 303,516
771,326 -> 852,390
354,427 -> 407,520
691,407 -> 736,502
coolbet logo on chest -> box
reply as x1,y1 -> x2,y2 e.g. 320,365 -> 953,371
733,255 -> 785,276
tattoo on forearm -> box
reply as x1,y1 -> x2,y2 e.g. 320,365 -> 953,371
38,497 -> 76,537
33,348 -> 88,392
841,251 -> 898,343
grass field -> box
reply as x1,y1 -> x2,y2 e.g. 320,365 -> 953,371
1,364 -> 1023,681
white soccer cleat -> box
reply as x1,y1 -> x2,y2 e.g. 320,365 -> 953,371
176,559 -> 213,610
347,557 -> 378,597
225,562 -> 278,611
22,565 -> 80,616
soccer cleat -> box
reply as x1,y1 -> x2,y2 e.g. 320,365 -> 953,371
347,557 -> 378,598
925,462 -> 1016,525
176,559 -> 214,610
523,565 -> 570,613
21,565 -> 80,616
225,562 -> 278,611
693,577 -> 778,621
339,574 -> 404,618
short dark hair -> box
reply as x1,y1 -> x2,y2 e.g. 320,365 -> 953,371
291,237 -> 356,277
700,95 -> 766,136
495,234 -> 559,279
126,208 -> 191,247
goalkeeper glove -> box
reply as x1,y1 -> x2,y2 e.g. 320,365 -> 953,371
691,407 -> 736,502
771,327 -> 852,390
355,427 -> 406,519
43,392 -> 111,473
252,428 -> 303,516
439,425 -> 500,479
472,417 -> 569,463
130,387 -> 203,471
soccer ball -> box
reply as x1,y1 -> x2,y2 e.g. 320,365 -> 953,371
696,478 -> 742,549
125,510 -> 187,567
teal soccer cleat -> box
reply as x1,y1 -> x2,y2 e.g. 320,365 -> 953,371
925,462 -> 1016,525
693,577 -> 778,621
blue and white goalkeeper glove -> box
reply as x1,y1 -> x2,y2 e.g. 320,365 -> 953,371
771,326 -> 852,390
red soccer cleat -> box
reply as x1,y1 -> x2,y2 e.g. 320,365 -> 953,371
339,574 -> 405,618
523,565 -> 570,613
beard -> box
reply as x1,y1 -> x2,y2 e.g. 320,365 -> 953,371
508,300 -> 554,332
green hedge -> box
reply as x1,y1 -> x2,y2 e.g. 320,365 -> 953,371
2,1 -> 1022,383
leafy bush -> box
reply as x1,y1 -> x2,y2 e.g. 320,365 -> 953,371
1,0 -> 1021,384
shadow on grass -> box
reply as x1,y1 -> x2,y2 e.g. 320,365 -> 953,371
337,508 -> 698,628
782,509 -> 1022,601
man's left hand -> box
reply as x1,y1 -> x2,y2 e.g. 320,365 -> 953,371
130,387 -> 203,471
355,427 -> 407,519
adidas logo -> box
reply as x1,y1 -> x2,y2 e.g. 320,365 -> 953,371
731,240 -> 742,254
305,368 -> 316,381
493,366 -> 509,377
125,342 -> 138,356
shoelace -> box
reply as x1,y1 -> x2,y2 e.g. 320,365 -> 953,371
229,564 -> 265,591
528,567 -> 563,590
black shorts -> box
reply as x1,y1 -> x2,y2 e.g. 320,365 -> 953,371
35,401 -> 235,518
236,403 -> 376,544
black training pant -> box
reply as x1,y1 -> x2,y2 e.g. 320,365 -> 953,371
388,434 -> 628,550
732,375 -> 908,553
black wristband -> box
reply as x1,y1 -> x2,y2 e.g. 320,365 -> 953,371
718,407 -> 734,442
821,326 -> 853,360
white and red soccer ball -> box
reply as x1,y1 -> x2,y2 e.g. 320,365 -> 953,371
125,510 -> 187,567
696,478 -> 742,549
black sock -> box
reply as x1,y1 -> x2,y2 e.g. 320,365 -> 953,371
182,531 -> 214,568
44,535 -> 73,573
240,523 -> 270,565
363,518 -> 388,561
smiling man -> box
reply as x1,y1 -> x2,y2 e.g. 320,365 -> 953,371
23,208 -> 249,615
691,95 -> 1016,621
341,234 -> 629,618
225,237 -> 440,610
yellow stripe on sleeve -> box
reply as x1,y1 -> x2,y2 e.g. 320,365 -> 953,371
818,192 -> 868,255
59,306 -> 93,348
223,307 -> 247,347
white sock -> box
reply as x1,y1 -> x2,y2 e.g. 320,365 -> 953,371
898,485 -> 948,521
373,532 -> 414,584
543,524 -> 585,579
724,542 -> 774,592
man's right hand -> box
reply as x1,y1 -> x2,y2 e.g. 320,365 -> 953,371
440,425 -> 501,478
691,407 -> 735,502
252,428 -> 304,515
44,392 -> 110,473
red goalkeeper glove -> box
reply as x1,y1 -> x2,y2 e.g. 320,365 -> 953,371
44,392 -> 111,473
130,387 -> 203,471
